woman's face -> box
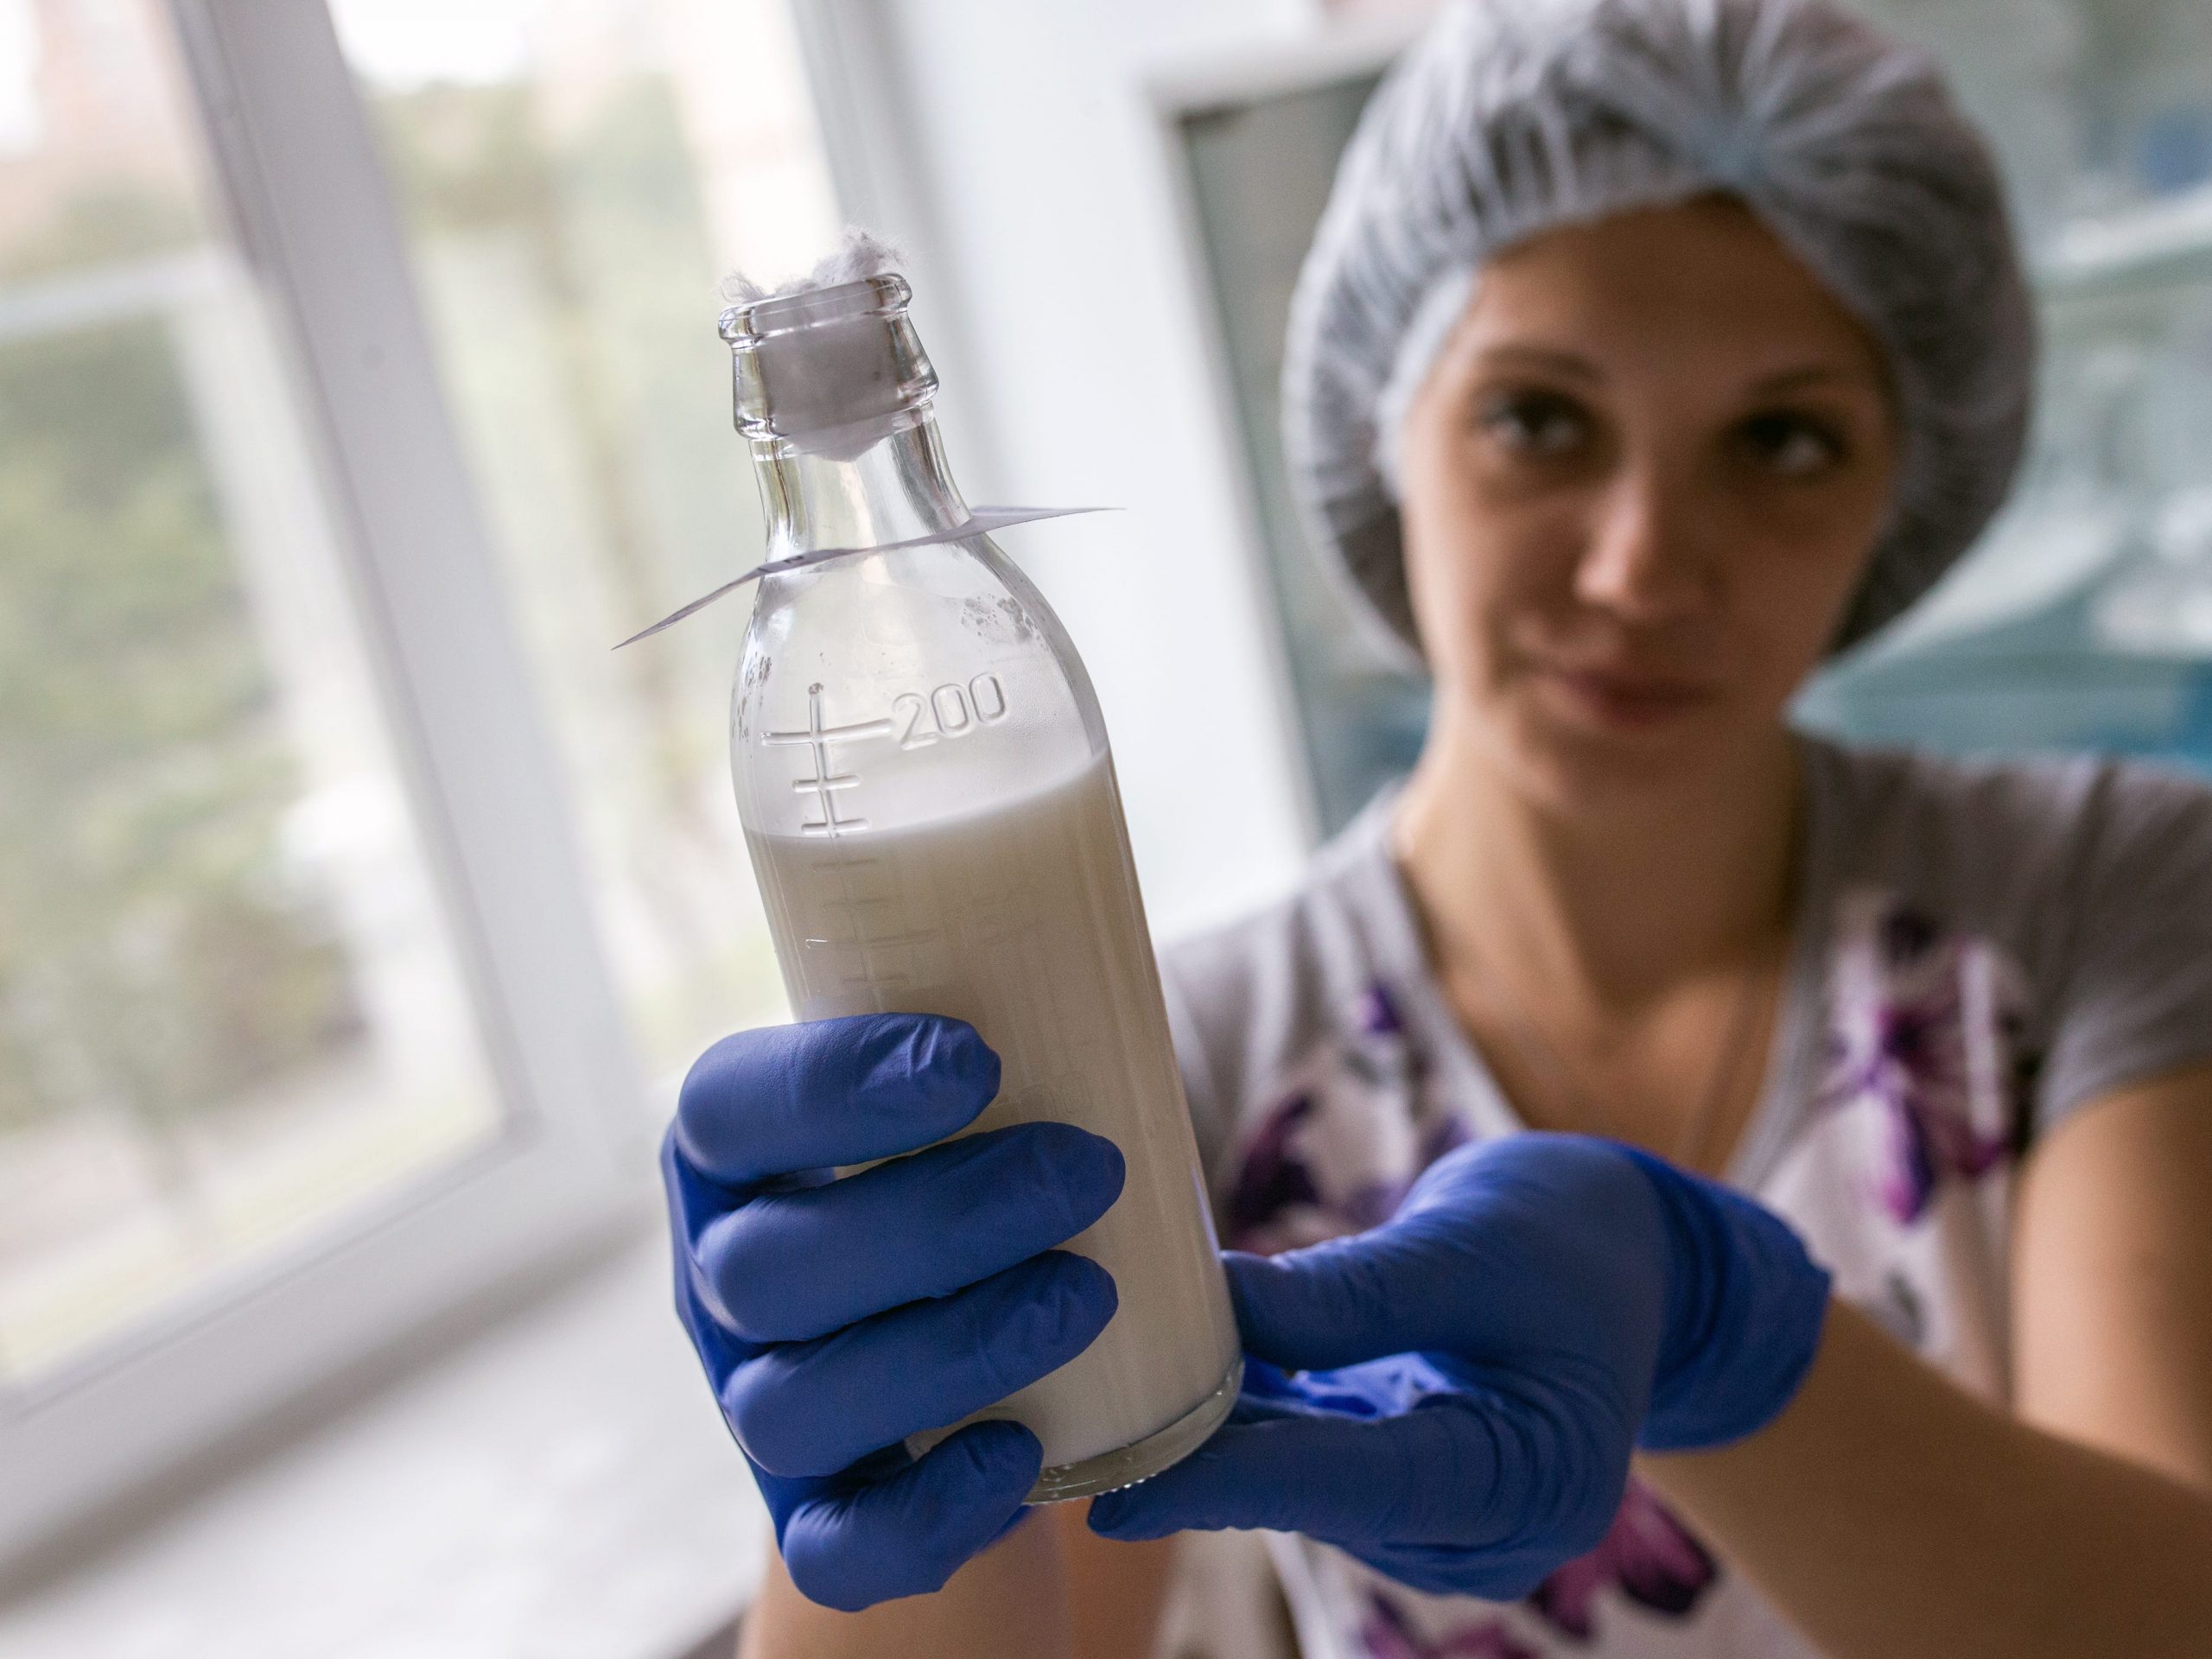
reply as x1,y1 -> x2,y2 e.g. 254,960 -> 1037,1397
1396,195 -> 1899,804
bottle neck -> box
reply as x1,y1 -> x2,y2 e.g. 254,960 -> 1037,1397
753,407 -> 971,558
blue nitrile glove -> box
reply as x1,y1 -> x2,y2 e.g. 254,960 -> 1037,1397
1089,1133 -> 1829,1599
661,1013 -> 1127,1611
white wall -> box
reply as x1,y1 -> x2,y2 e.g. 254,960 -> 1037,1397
817,0 -> 1324,940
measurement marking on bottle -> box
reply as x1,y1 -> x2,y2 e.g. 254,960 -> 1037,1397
797,847 -> 943,1001
764,677 -> 1015,834
764,683 -> 894,836
801,928 -> 939,951
894,673 -> 1011,749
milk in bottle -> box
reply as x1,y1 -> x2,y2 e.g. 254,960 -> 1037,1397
719,245 -> 1242,1498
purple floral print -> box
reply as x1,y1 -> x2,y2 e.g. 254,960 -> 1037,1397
1345,1481 -> 1720,1656
1226,1090 -> 1325,1243
1817,888 -> 2040,1224
1527,1478 -> 1719,1638
1224,978 -> 1465,1253
1357,981 -> 1407,1037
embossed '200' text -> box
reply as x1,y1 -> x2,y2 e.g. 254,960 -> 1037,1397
893,672 -> 1010,749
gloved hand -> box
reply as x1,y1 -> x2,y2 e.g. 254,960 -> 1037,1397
662,1013 -> 1126,1611
1089,1133 -> 1829,1599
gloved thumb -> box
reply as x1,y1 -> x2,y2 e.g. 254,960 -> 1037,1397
1221,1229 -> 1452,1373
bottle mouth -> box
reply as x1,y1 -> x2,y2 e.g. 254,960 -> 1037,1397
718,270 -> 911,343
721,272 -> 938,457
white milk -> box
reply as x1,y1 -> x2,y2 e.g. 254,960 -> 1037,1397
746,754 -> 1241,1476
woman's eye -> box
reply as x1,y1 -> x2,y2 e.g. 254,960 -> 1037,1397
1738,411 -> 1846,477
1477,391 -> 1589,458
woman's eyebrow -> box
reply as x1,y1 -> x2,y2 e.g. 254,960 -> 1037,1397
1471,343 -> 1604,383
1749,363 -> 1870,395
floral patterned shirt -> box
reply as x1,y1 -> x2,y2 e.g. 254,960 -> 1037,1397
1159,736 -> 2212,1659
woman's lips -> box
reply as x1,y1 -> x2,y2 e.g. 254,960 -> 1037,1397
1533,663 -> 1720,730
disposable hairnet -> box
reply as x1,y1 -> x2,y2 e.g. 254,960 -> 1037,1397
1283,0 -> 2036,658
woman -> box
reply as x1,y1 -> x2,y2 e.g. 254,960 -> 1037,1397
663,0 -> 2212,1654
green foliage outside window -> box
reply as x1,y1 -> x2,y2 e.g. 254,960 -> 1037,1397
0,301 -> 361,1161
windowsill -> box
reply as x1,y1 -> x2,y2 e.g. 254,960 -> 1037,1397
0,1229 -> 766,1659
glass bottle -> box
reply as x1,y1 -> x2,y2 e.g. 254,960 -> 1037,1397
721,270 -> 1243,1499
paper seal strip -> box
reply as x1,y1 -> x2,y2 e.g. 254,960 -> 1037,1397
613,504 -> 1112,648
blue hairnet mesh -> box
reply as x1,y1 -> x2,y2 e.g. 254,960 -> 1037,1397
1283,0 -> 2037,658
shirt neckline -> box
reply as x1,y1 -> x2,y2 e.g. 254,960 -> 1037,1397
1320,735 -> 1842,1193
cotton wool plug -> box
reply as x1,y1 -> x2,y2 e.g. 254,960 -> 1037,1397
721,230 -> 923,461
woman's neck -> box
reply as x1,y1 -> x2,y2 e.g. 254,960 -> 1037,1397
1391,711 -> 1803,1019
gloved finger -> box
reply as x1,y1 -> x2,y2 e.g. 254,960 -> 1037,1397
662,1130 -> 748,1388
1219,1234 -> 1473,1373
696,1122 -> 1127,1341
726,1250 -> 1117,1478
674,1014 -> 1000,1188
1085,1394 -> 1503,1548
1225,1145 -> 1674,1376
779,1420 -> 1043,1611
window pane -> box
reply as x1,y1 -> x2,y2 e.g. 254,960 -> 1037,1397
329,0 -> 842,1078
0,0 -> 503,1386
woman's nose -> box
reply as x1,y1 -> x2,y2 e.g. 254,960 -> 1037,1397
1572,466 -> 1715,623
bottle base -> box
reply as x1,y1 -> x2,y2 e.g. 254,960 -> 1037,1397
1026,1355 -> 1244,1503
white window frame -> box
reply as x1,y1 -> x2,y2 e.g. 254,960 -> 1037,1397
1,0 -> 653,1565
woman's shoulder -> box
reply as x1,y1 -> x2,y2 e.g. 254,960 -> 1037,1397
1802,733 -> 2212,912
1802,734 -> 2212,1127
1806,728 -> 2212,823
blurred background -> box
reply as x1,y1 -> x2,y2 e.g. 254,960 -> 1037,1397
0,0 -> 2205,1654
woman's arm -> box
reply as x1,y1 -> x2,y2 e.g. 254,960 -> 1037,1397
736,1508 -> 1174,1659
738,1512 -> 1071,1659
1639,1060 -> 2212,1659
1056,1504 -> 1180,1659
2013,1061 -> 2212,1487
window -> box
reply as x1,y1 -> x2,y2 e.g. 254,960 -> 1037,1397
329,0 -> 840,1077
0,0 -> 508,1386
0,0 -> 843,1560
